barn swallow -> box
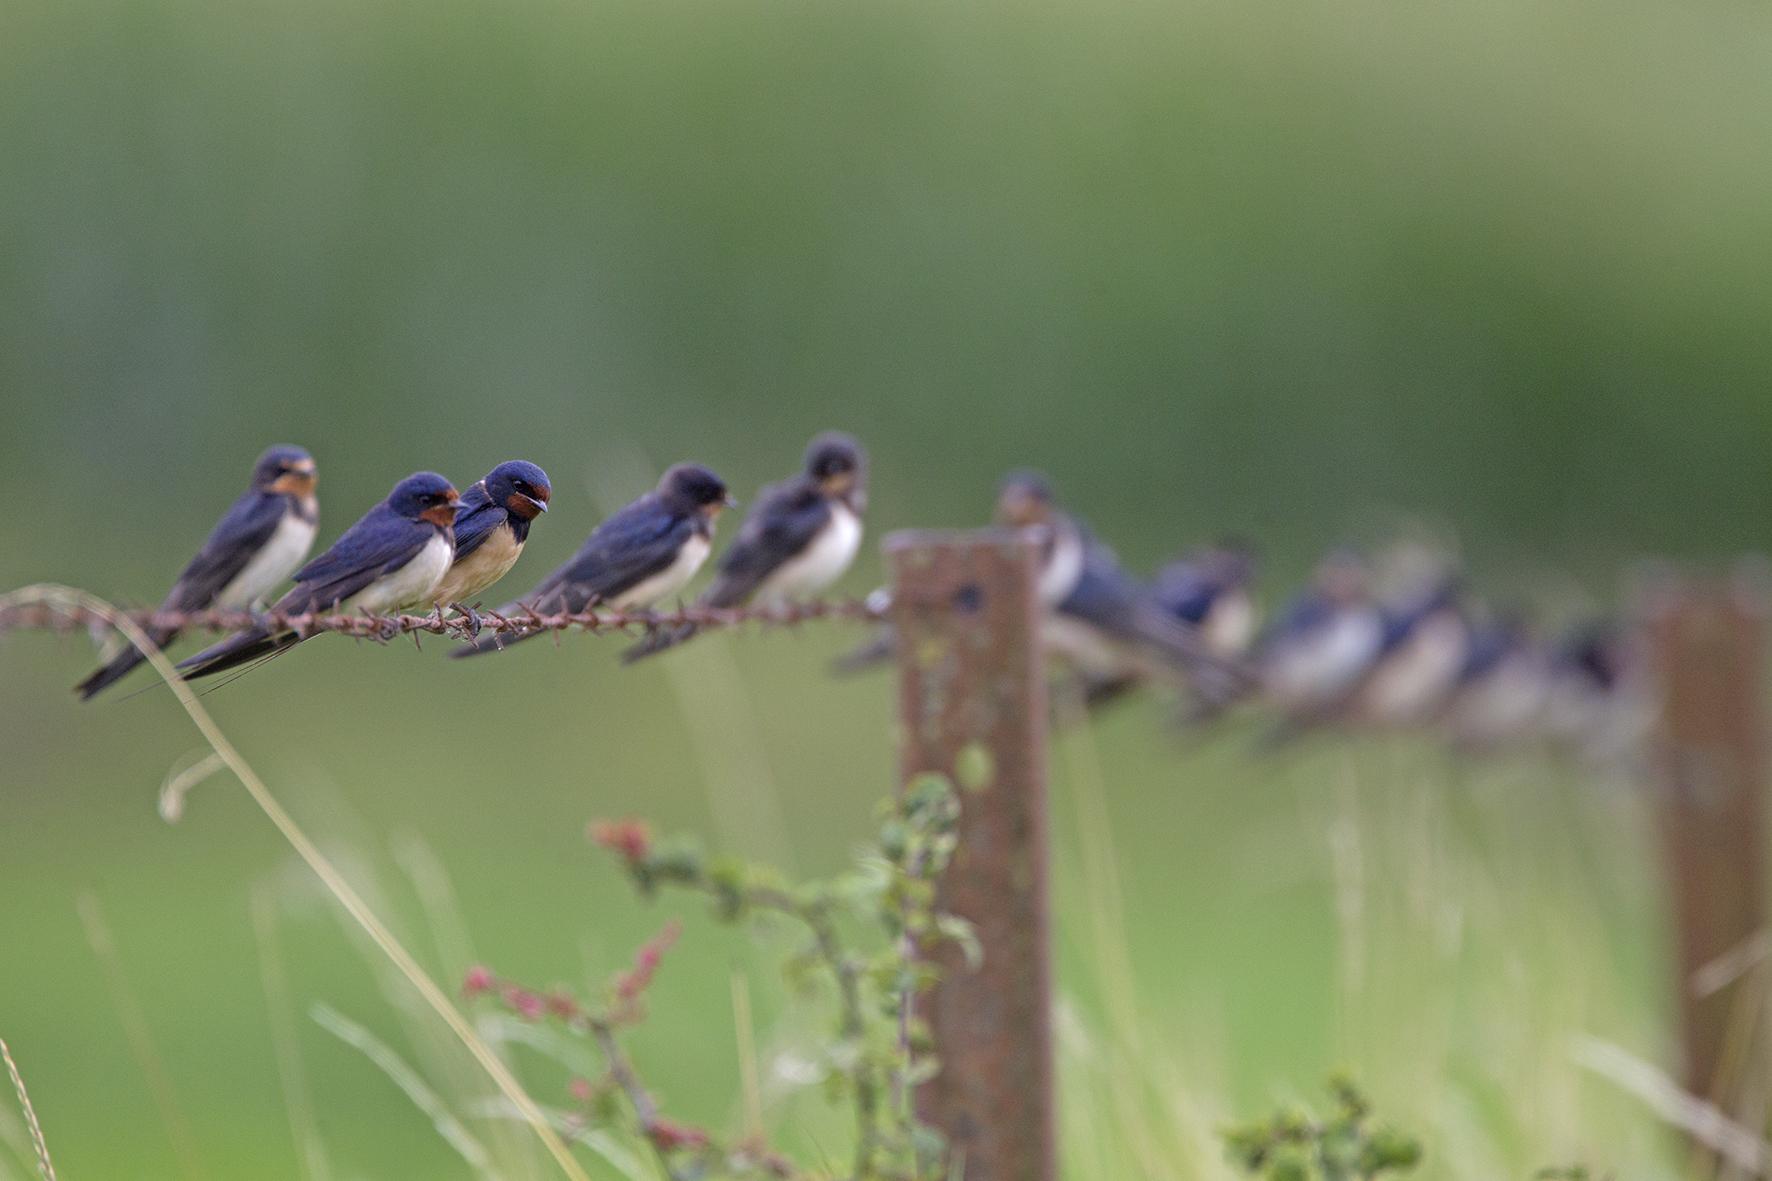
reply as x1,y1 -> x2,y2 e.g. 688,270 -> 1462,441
452,463 -> 732,658
1444,613 -> 1550,751
1254,549 -> 1386,715
1346,574 -> 1468,726
994,471 -> 1239,705
74,445 -> 319,700
176,472 -> 460,680
623,433 -> 866,663
428,460 -> 551,610
1542,619 -> 1650,766
1154,542 -> 1260,658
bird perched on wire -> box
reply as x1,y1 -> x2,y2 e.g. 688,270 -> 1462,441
622,433 -> 866,664
994,470 -> 1242,707
1345,573 -> 1469,727
452,463 -> 733,658
1443,612 -> 1549,751
1153,542 -> 1261,660
428,460 -> 551,617
74,445 -> 319,700
1253,549 -> 1386,720
1542,619 -> 1650,767
176,472 -> 461,681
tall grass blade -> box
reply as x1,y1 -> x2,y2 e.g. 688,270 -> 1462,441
0,1039 -> 55,1181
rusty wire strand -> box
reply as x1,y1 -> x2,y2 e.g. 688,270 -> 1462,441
0,593 -> 886,645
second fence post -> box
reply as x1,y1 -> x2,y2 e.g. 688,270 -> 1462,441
888,528 -> 1056,1181
1643,574 -> 1770,1121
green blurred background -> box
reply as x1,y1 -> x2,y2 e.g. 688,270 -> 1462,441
3,0 -> 1770,1176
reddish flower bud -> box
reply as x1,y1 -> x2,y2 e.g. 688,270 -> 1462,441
462,965 -> 495,998
502,985 -> 546,1021
646,1117 -> 710,1152
589,818 -> 653,863
614,920 -> 683,1001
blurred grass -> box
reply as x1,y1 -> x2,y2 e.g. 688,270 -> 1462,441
4,0 -> 1771,1175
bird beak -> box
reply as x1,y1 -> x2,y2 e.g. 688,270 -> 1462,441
725,494 -> 739,508
528,493 -> 548,513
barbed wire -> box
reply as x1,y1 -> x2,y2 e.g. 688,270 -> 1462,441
0,592 -> 887,646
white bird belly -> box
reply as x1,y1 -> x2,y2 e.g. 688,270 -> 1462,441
349,534 -> 454,614
1265,610 -> 1383,707
755,505 -> 862,604
614,534 -> 711,609
1202,592 -> 1257,656
1038,526 -> 1085,607
432,525 -> 522,606
1359,613 -> 1467,723
216,513 -> 317,609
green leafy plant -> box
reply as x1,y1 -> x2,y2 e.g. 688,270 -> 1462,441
1222,1075 -> 1423,1181
466,774 -> 968,1181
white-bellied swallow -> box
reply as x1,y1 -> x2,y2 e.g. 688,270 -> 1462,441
1444,612 -> 1549,751
1345,574 -> 1468,726
452,463 -> 732,658
176,471 -> 460,680
1154,542 -> 1261,659
994,470 -> 1241,706
623,432 -> 866,663
429,460 -> 551,611
75,445 -> 319,700
1254,549 -> 1386,716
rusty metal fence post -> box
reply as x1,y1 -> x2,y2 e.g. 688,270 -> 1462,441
1643,574 -> 1769,1116
888,529 -> 1056,1181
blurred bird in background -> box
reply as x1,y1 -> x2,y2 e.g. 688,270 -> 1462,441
624,432 -> 866,663
1348,571 -> 1470,728
1154,542 -> 1261,660
994,470 -> 1241,710
453,463 -> 733,658
1543,619 -> 1651,769
1443,611 -> 1551,752
176,471 -> 459,681
1254,549 -> 1386,723
429,460 -> 551,617
75,445 -> 319,700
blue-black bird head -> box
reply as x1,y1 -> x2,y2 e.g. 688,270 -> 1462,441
253,445 -> 317,498
995,469 -> 1056,528
658,463 -> 735,518
388,471 -> 462,527
804,432 -> 867,509
481,460 -> 552,520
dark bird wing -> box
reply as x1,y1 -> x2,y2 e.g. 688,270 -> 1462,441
74,491 -> 290,699
177,506 -> 432,680
164,491 -> 292,611
279,505 -> 434,612
449,487 -> 509,564
701,478 -> 828,609
1060,541 -> 1248,687
454,496 -> 693,658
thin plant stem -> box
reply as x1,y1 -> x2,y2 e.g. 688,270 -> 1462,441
0,1039 -> 54,1181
